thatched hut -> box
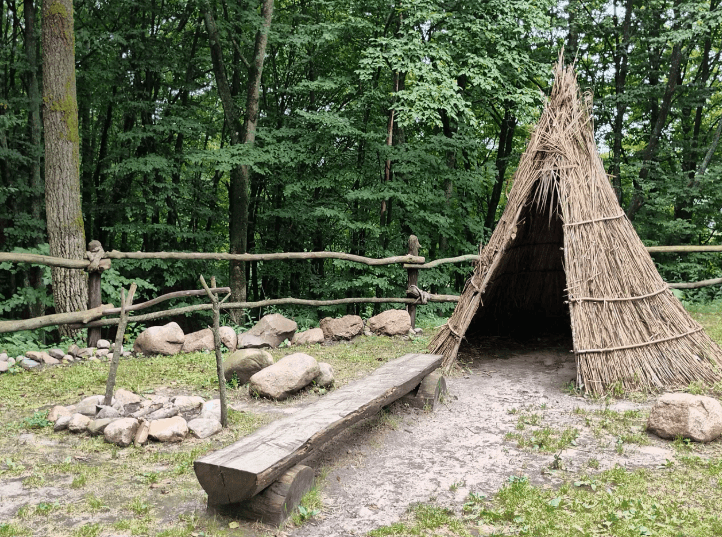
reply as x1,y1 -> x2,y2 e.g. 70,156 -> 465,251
429,58 -> 722,394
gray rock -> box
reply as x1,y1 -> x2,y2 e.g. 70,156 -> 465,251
249,352 -> 320,401
20,359 -> 40,370
88,418 -> 116,436
122,351 -> 132,357
96,349 -> 110,358
62,355 -> 74,362
131,403 -> 162,419
200,399 -> 221,421
181,326 -> 237,353
68,344 -> 81,357
292,328 -> 325,345
0,362 -> 7,373
314,362 -> 335,388
134,419 -> 150,446
224,349 -> 274,384
133,322 -> 185,356
648,393 -> 722,443
97,406 -> 123,419
6,357 -> 15,367
244,313 -> 298,348
413,327 -> 423,335
172,395 -> 204,413
320,315 -> 364,340
68,413 -> 92,433
78,348 -> 94,358
146,404 -> 179,421
237,334 -> 273,349
88,356 -> 100,363
96,339 -> 111,350
220,326 -> 238,351
104,418 -> 139,447
76,395 -> 104,416
367,309 -> 412,336
188,418 -> 222,439
114,388 -> 142,406
0,352 -> 7,361
48,405 -> 73,423
148,416 -> 188,443
54,415 -> 72,431
48,348 -> 66,360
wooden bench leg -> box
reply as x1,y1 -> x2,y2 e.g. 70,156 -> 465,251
401,369 -> 448,411
208,464 -> 315,526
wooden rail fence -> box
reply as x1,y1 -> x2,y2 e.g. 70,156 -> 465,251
0,238 -> 720,340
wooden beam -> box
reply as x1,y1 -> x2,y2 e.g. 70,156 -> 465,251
194,353 -> 443,505
0,251 -> 89,269
668,277 -> 722,289
0,303 -> 113,334
100,287 -> 231,315
646,245 -> 722,253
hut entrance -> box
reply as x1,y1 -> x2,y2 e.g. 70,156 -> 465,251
465,196 -> 570,342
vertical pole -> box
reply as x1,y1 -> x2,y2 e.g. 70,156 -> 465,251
104,283 -> 136,407
406,235 -> 420,329
86,240 -> 108,347
200,275 -> 228,428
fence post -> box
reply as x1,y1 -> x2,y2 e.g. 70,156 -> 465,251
86,240 -> 110,347
406,235 -> 420,329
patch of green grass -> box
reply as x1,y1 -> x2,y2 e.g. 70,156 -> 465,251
369,503 -> 471,536
0,523 -> 30,537
70,473 -> 87,489
587,458 -> 600,469
73,523 -> 102,537
578,406 -> 650,444
21,410 -> 51,429
127,496 -> 150,515
21,472 -> 44,488
505,427 -> 579,453
86,494 -> 108,511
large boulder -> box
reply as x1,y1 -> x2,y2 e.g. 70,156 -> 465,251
76,395 -> 104,417
320,315 -> 363,340
249,352 -> 320,401
113,389 -> 142,406
292,328 -> 325,346
237,334 -> 272,349
647,393 -> 722,443
67,413 -> 92,433
314,362 -> 335,388
187,418 -> 222,439
224,349 -> 274,384
148,416 -> 188,443
133,322 -> 185,356
181,327 -> 238,353
367,309 -> 412,336
243,313 -> 298,348
104,418 -> 139,447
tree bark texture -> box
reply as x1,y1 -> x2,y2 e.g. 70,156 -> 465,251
42,0 -> 88,335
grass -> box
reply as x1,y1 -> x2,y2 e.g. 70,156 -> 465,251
368,503 -> 472,536
505,427 -> 579,452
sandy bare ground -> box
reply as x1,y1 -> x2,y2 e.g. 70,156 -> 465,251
290,338 -> 673,536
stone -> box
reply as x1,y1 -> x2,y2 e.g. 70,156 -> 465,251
54,415 -> 72,431
88,356 -> 100,363
181,328 -> 215,353
188,418 -> 222,439
648,393 -> 722,443
224,348 -> 274,384
63,355 -> 74,362
244,313 -> 298,348
68,344 -> 81,357
237,334 -> 273,349
172,395 -> 204,413
133,322 -> 185,356
366,309 -> 412,336
25,351 -> 45,361
43,356 -> 61,365
104,418 -> 139,447
48,405 -> 72,423
114,388 -> 142,406
96,349 -> 110,358
6,357 -> 15,367
314,362 -> 335,388
88,418 -> 117,436
78,348 -> 94,358
68,413 -> 92,433
20,359 -> 40,370
292,328 -> 325,345
0,352 -> 7,361
148,416 -> 188,443
220,326 -> 238,351
249,352 -> 320,401
146,404 -> 179,421
96,339 -> 111,350
134,419 -> 150,446
413,327 -> 423,335
200,399 -> 221,421
97,406 -> 123,419
48,348 -> 65,360
122,351 -> 132,357
147,395 -> 170,405
77,395 -> 104,416
0,362 -> 7,373
320,315 -> 364,340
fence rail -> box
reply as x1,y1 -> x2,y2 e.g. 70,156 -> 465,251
1,238 -> 721,339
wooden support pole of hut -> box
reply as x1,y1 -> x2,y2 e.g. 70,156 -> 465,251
200,275 -> 228,427
104,283 -> 137,407
406,235 -> 421,329
85,240 -> 111,347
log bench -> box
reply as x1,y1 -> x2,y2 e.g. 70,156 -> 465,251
194,353 -> 446,525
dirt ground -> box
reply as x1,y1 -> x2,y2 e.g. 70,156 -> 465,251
290,337 -> 673,536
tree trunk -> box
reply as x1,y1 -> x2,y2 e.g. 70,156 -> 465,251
42,0 -> 88,335
485,107 -> 516,230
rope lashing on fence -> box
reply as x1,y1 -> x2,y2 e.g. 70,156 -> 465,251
407,285 -> 431,304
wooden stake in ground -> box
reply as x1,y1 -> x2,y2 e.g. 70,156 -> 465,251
104,283 -> 137,406
200,275 -> 228,427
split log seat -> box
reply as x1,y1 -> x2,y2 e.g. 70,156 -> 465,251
194,353 -> 444,521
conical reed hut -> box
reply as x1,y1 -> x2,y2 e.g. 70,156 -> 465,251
430,57 -> 722,394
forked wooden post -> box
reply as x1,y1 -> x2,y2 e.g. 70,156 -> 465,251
200,275 -> 228,427
104,282 -> 137,406
406,235 -> 421,328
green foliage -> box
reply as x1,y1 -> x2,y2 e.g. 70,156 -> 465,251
21,410 -> 51,430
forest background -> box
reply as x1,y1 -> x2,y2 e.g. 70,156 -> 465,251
1,0 -> 721,345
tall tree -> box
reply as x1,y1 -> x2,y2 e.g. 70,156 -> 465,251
42,0 -> 87,331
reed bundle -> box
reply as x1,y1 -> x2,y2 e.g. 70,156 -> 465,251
430,56 -> 722,394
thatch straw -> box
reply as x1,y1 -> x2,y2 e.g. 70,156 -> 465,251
430,54 -> 722,394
